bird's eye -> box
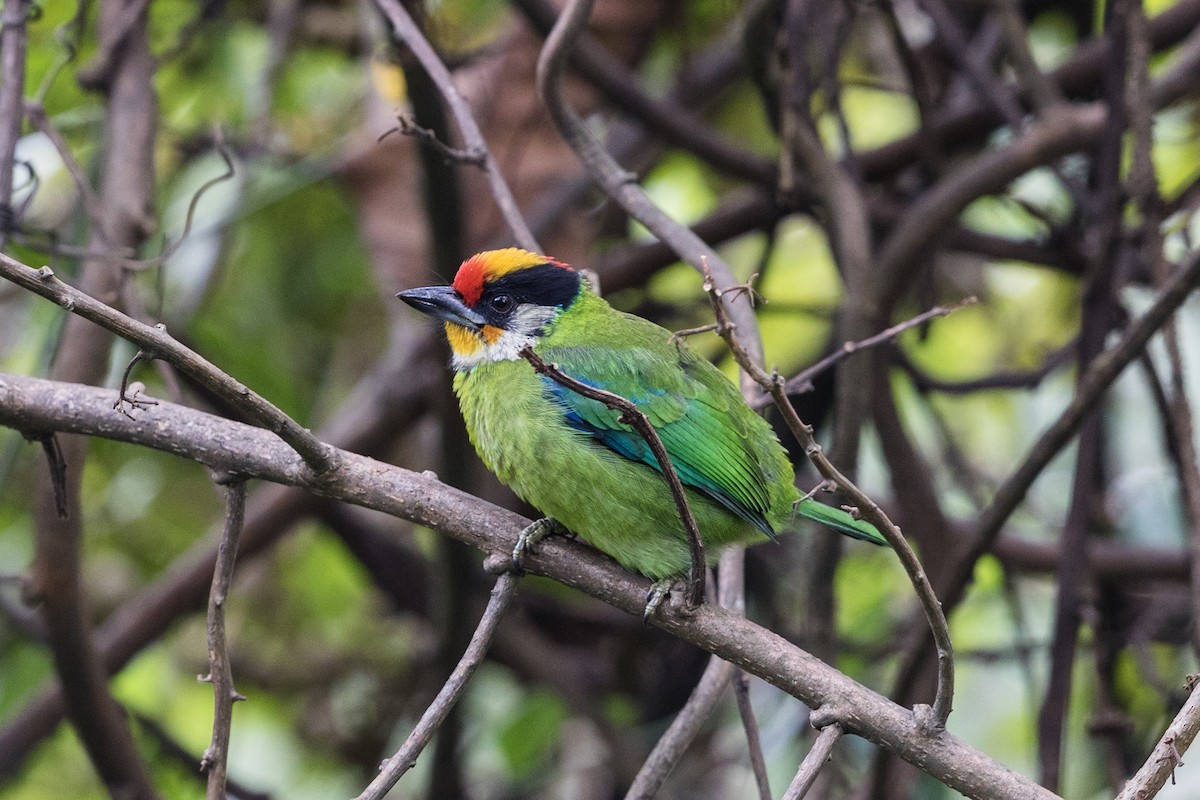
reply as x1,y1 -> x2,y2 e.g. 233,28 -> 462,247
489,294 -> 514,314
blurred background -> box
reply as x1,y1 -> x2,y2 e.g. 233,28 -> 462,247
1,0 -> 1200,798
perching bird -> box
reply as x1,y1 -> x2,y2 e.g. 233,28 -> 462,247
398,248 -> 885,585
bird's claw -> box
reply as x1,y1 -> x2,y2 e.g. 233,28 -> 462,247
642,578 -> 676,623
511,517 -> 564,574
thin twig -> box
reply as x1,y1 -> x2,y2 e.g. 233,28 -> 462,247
370,0 -> 539,252
779,297 -> 977,397
23,102 -> 110,244
535,0 -> 766,384
128,128 -> 236,273
354,572 -> 519,800
1115,675 -> 1200,800
199,479 -> 248,800
520,347 -> 706,606
733,671 -> 771,800
0,251 -> 338,474
380,114 -> 486,167
625,555 -> 744,799
782,722 -> 844,800
894,246 -> 1200,700
0,0 -> 29,250
699,264 -> 956,730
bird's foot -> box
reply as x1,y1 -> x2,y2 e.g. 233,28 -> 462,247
643,578 -> 677,623
511,517 -> 565,574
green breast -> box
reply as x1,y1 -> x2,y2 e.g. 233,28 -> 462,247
451,298 -> 794,579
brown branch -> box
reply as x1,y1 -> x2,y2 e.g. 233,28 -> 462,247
519,347 -> 706,606
370,0 -> 539,252
698,266 -> 956,730
0,252 -> 337,474
535,0 -> 766,379
0,332 -> 438,776
781,721 -> 843,800
624,552 -> 748,797
0,0 -> 29,249
354,571 -> 519,800
733,671 -> 771,800
1115,675 -> 1200,800
199,479 -> 247,800
894,245 -> 1200,700
775,297 -> 977,399
873,21 -> 1200,312
0,372 -> 1059,800
512,0 -> 776,187
856,0 -> 1200,182
380,113 -> 485,167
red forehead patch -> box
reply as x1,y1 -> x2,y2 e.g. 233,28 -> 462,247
452,248 -> 571,306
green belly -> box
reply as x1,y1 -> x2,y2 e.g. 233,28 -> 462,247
453,360 -> 766,579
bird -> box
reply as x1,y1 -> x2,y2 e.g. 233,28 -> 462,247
397,248 -> 885,592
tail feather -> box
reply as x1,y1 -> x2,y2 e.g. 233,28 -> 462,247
794,498 -> 888,546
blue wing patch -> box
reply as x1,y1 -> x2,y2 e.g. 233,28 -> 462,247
540,375 -> 775,538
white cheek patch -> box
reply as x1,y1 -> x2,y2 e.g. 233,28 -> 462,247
451,329 -> 536,370
509,304 -> 557,336
450,303 -> 559,370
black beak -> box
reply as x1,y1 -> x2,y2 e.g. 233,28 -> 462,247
396,285 -> 487,331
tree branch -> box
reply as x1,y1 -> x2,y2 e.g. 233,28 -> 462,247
354,571 -> 520,800
199,479 -> 247,800
0,252 -> 337,474
0,371 -> 1058,800
371,0 -> 539,253
1115,675 -> 1200,800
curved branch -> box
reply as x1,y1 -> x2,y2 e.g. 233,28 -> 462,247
0,252 -> 337,474
371,0 -> 539,253
534,0 -> 766,376
0,372 -> 1057,800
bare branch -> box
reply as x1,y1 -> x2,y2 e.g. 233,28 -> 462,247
535,0 -> 766,382
777,297 -> 978,399
698,265 -> 956,730
733,671 -> 771,800
782,722 -> 844,800
895,246 -> 1200,698
0,331 -> 439,775
371,0 -> 539,252
353,572 -> 519,800
199,479 -> 247,800
0,372 -> 1059,800
0,252 -> 338,474
1115,676 -> 1200,800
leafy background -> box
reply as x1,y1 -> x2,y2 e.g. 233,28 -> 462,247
2,0 -> 1200,798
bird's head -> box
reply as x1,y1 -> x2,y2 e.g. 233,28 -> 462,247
397,248 -> 583,370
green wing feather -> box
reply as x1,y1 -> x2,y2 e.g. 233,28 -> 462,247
539,340 -> 787,537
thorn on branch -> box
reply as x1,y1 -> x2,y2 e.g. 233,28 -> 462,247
1155,735 -> 1182,785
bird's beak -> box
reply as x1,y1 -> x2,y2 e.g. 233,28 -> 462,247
396,285 -> 487,331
